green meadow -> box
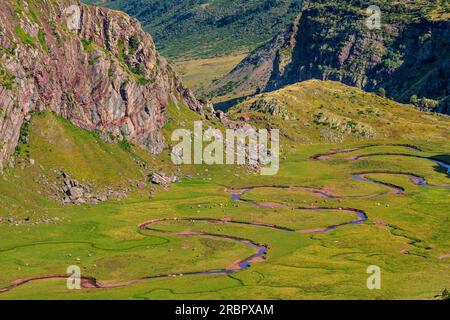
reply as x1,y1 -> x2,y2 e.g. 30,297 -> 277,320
0,81 -> 449,300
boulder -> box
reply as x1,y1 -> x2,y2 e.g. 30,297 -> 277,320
150,172 -> 177,187
68,187 -> 84,199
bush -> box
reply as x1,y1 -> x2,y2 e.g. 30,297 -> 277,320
81,39 -> 94,52
411,97 -> 439,111
118,138 -> 133,152
377,88 -> 386,97
441,288 -> 450,300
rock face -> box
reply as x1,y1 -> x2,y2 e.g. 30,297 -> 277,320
248,97 -> 289,119
0,0 -> 203,170
208,14 -> 302,98
211,0 -> 450,114
59,171 -> 127,204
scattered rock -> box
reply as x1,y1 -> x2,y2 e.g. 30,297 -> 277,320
150,172 -> 178,187
249,97 -> 288,119
57,171 -> 128,205
67,187 -> 84,199
136,181 -> 147,189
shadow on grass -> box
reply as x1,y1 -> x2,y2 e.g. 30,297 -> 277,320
431,154 -> 450,178
213,93 -> 255,112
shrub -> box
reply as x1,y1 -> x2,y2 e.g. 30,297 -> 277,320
118,138 -> 133,152
128,34 -> 140,54
411,97 -> 439,111
0,66 -> 15,90
441,288 -> 450,300
81,39 -> 94,52
377,88 -> 386,97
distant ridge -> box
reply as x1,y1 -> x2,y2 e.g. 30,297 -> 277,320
82,0 -> 305,59
210,0 -> 450,114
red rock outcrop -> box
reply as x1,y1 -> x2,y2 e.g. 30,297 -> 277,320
0,0 -> 203,170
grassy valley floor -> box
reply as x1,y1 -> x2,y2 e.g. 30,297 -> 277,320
0,140 -> 449,299
172,54 -> 247,100
0,81 -> 449,300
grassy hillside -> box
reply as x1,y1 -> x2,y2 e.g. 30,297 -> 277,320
83,0 -> 304,59
229,80 -> 450,144
0,102 -> 219,218
0,111 -> 145,217
209,0 -> 450,112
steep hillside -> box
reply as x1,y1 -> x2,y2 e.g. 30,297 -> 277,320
0,0 -> 204,171
211,0 -> 450,113
0,111 -> 145,216
228,80 -> 450,143
82,0 -> 304,59
208,14 -> 301,102
0,104 -> 210,216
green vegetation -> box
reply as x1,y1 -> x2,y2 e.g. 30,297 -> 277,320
441,289 -> 450,300
0,1 -> 449,300
115,38 -> 152,85
0,66 -> 15,90
16,112 -> 145,188
82,0 -> 304,59
81,39 -> 94,53
135,75 -> 151,86
0,43 -> 16,56
118,137 -> 133,153
410,95 -> 440,112
229,80 -> 450,144
88,55 -> 100,65
14,25 -> 37,48
37,29 -> 48,52
217,0 -> 447,107
1,136 -> 449,299
173,54 -> 246,97
377,88 -> 386,98
128,34 -> 140,55
0,82 -> 448,299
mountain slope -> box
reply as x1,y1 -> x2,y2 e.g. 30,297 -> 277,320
82,0 -> 304,59
211,0 -> 450,113
0,0 -> 204,170
228,80 -> 450,144
208,14 -> 301,100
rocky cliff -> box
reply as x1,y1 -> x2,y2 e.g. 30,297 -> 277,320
211,0 -> 450,113
208,14 -> 301,98
0,0 -> 203,170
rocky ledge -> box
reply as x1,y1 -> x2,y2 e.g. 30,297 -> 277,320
0,0 -> 204,171
59,171 -> 128,205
